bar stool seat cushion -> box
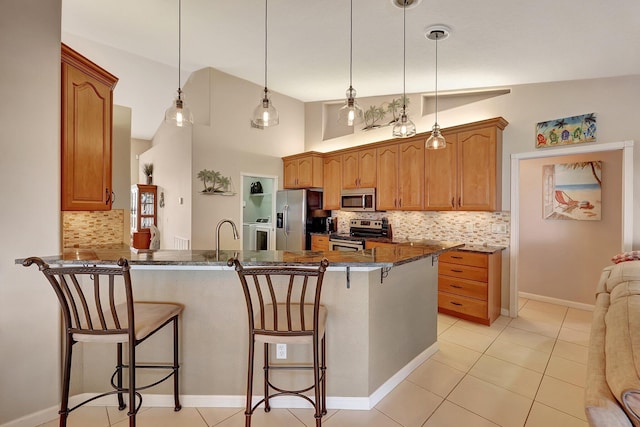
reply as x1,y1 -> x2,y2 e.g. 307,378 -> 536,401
254,303 -> 327,344
74,302 -> 184,343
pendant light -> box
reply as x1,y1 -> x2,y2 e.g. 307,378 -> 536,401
165,0 -> 193,127
338,0 -> 363,127
252,0 -> 279,127
425,27 -> 449,150
392,0 -> 416,138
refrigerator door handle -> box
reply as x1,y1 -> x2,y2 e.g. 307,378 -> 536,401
283,204 -> 289,236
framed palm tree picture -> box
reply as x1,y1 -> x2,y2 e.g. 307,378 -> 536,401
536,113 -> 596,148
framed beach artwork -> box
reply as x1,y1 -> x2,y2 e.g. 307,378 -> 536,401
542,161 -> 602,221
536,113 -> 596,148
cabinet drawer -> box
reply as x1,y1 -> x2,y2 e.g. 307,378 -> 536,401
439,262 -> 488,282
438,291 -> 487,319
438,276 -> 487,301
439,251 -> 487,268
311,235 -> 329,251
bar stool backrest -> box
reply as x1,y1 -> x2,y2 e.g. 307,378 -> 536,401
228,259 -> 329,340
23,257 -> 135,342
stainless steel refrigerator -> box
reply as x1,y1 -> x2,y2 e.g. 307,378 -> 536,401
276,189 -> 307,251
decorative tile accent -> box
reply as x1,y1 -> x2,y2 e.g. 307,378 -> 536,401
334,210 -> 511,247
62,210 -> 125,247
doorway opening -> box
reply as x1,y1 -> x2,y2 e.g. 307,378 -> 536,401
509,141 -> 633,316
240,173 -> 278,251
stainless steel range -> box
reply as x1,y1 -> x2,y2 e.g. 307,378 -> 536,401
328,219 -> 391,251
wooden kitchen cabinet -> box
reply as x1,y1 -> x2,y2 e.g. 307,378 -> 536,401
61,43 -> 118,211
365,241 -> 395,250
322,154 -> 342,210
283,152 -> 323,189
342,148 -> 376,189
376,140 -> 424,210
425,117 -> 507,211
438,250 -> 502,325
310,234 -> 330,251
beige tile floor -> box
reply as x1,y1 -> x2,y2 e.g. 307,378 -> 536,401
37,298 -> 591,427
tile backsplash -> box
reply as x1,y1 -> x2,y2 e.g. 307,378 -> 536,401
62,210 -> 125,247
334,210 -> 511,247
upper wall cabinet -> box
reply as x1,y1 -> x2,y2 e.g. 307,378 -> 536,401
61,44 -> 118,211
425,117 -> 507,211
342,148 -> 376,189
322,154 -> 342,210
283,152 -> 323,189
377,140 -> 424,210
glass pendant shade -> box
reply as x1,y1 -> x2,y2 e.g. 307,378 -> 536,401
165,89 -> 193,127
338,86 -> 364,126
425,123 -> 446,149
392,110 -> 416,138
252,88 -> 279,127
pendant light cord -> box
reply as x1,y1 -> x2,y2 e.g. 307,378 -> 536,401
349,0 -> 353,88
434,32 -> 438,124
178,0 -> 182,94
263,0 -> 268,92
402,2 -> 406,110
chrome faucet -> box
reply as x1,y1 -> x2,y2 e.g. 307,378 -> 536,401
215,219 -> 239,255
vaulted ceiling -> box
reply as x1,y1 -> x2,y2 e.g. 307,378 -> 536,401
62,0 -> 640,139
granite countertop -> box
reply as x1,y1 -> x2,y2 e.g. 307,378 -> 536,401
374,238 -> 506,254
17,241 -> 464,269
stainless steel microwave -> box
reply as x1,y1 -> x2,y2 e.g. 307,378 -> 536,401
340,188 -> 376,211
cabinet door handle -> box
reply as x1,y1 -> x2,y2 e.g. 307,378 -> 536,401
105,188 -> 111,205
111,191 -> 116,204
451,255 -> 463,259
458,196 -> 461,207
450,284 -> 463,289
451,197 -> 454,208
451,269 -> 464,273
450,302 -> 463,306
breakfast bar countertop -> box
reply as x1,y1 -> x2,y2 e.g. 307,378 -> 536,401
18,240 -> 464,269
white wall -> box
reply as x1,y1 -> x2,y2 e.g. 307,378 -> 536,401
305,75 -> 640,247
0,0 -> 62,424
190,68 -> 304,250
145,67 -> 304,250
139,123 -> 192,250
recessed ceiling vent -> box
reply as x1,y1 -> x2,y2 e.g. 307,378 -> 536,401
391,0 -> 422,9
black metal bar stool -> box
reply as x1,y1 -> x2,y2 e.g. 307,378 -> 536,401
228,258 -> 329,427
23,257 -> 183,427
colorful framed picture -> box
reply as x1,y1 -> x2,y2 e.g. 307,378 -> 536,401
542,161 -> 602,221
536,113 -> 596,148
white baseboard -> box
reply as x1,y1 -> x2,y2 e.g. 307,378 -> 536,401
367,341 -> 439,409
2,342 -> 439,426
518,291 -> 595,312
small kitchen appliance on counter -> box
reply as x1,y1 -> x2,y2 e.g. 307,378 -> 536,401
328,218 -> 392,251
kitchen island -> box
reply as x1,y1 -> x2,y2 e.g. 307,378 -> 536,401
19,241 -> 462,410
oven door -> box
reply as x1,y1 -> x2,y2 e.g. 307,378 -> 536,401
254,225 -> 272,250
329,240 -> 364,251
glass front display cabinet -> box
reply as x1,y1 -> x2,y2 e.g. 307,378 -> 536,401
131,184 -> 157,248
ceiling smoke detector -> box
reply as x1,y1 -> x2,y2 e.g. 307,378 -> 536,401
391,0 -> 422,9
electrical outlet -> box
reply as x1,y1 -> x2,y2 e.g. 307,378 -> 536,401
491,223 -> 508,234
276,343 -> 287,359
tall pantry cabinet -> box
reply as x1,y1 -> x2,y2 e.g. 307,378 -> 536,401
61,43 -> 118,211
